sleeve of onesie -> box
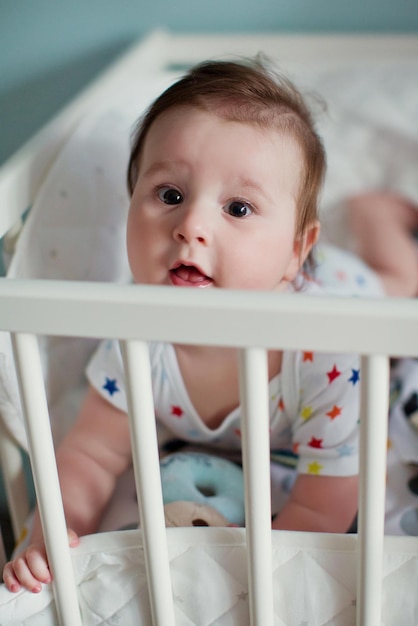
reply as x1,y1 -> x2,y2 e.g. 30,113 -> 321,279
85,339 -> 175,448
85,338 -> 128,413
292,350 -> 360,477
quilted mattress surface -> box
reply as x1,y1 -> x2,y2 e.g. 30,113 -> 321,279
1,527 -> 418,625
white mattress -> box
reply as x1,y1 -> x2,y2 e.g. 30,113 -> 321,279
1,527 -> 418,625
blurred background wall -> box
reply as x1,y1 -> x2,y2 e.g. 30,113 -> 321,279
1,0 -> 418,165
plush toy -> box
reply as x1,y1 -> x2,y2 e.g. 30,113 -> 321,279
164,501 -> 230,527
160,451 -> 245,526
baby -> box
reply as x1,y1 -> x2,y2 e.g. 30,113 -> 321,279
3,58 -> 360,593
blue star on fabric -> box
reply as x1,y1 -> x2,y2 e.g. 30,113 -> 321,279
102,377 -> 120,396
348,369 -> 360,385
160,365 -> 169,383
337,444 -> 355,457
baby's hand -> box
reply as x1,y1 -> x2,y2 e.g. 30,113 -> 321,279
2,528 -> 79,593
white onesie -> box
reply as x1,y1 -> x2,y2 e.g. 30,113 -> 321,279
86,297 -> 360,480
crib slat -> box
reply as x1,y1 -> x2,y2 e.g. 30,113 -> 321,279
239,348 -> 274,626
11,333 -> 82,626
357,355 -> 389,626
120,340 -> 176,626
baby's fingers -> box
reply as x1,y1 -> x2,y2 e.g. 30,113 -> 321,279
67,528 -> 80,548
3,545 -> 51,593
3,561 -> 24,593
3,529 -> 79,593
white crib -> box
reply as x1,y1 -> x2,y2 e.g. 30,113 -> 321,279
0,30 -> 418,626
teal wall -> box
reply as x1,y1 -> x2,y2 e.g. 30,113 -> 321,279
1,0 -> 418,165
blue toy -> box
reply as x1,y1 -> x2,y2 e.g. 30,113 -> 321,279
160,452 -> 245,526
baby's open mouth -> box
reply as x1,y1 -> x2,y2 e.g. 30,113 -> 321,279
170,264 -> 212,287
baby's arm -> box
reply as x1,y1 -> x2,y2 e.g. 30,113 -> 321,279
3,385 -> 132,593
273,347 -> 361,533
272,473 -> 358,533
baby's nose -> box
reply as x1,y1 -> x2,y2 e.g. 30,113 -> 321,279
172,205 -> 212,244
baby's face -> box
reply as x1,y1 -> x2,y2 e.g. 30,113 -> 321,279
127,106 -> 308,291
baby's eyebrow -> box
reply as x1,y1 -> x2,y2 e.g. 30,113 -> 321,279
235,176 -> 270,201
141,160 -> 188,180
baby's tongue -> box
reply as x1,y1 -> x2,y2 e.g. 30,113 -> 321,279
176,265 -> 207,283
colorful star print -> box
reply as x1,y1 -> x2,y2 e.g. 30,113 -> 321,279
327,364 -> 341,384
301,406 -> 313,421
308,461 -> 323,475
326,405 -> 342,420
336,270 -> 347,281
89,322 -> 361,489
337,444 -> 355,457
308,437 -> 323,448
348,369 -> 360,385
102,377 -> 120,396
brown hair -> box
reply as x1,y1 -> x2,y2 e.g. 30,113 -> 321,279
127,58 -> 326,240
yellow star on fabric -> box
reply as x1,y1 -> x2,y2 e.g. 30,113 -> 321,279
307,461 -> 323,475
301,405 -> 313,421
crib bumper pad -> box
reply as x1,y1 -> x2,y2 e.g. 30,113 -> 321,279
1,527 -> 418,625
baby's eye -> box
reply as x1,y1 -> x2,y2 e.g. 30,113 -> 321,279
224,200 -> 253,218
158,186 -> 183,205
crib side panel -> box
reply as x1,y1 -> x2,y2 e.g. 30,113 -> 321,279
0,280 -> 415,625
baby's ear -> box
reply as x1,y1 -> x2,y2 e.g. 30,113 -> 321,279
283,220 -> 320,283
297,220 -> 320,265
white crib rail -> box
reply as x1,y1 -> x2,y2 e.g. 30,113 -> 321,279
1,278 -> 418,625
120,340 -> 176,626
239,348 -> 274,626
357,355 -> 389,626
11,333 -> 82,626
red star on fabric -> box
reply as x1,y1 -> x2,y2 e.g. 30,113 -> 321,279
171,405 -> 183,417
308,437 -> 323,448
327,365 -> 341,384
233,428 -> 242,438
303,351 -> 314,362
292,442 -> 300,454
278,397 -> 285,411
326,405 -> 342,420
